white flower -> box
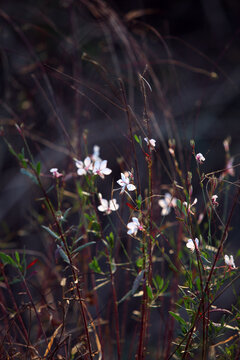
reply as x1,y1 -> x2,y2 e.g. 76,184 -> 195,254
92,145 -> 101,162
75,157 -> 93,176
158,193 -> 177,216
98,195 -> 119,215
186,238 -> 199,252
50,168 -> 63,178
224,255 -> 236,269
196,153 -> 205,164
117,172 -> 136,194
211,195 -> 219,206
144,137 -> 156,150
127,217 -> 143,236
93,160 -> 112,179
183,198 -> 198,215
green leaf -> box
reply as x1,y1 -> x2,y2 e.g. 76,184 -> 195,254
134,134 -> 140,143
57,245 -> 70,264
73,241 -> 96,253
156,275 -> 164,291
89,257 -> 102,274
136,194 -> 142,210
62,208 -> 72,222
169,311 -> 186,325
20,168 -> 38,185
106,232 -> 114,249
36,161 -> 41,176
41,225 -> 59,240
176,199 -> 187,216
146,285 -> 154,300
0,252 -> 18,267
15,251 -> 20,264
136,257 -> 143,269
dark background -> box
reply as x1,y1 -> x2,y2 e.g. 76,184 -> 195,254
1,0 -> 240,246
0,0 -> 240,357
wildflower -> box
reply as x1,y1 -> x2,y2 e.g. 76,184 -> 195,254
186,238 -> 199,252
196,153 -> 205,164
127,217 -> 143,236
211,195 -> 219,206
158,193 -> 177,216
98,194 -> 119,215
92,145 -> 101,162
223,137 -> 230,152
75,157 -> 93,176
50,168 -> 63,178
93,160 -> 112,179
183,198 -> 197,215
144,137 -> 156,150
224,255 -> 236,269
117,172 -> 136,194
225,157 -> 235,177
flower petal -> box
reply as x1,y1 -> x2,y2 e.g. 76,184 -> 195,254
109,199 -> 119,211
100,160 -> 107,170
84,157 -> 91,167
158,199 -> 167,208
117,179 -> 125,187
102,168 -> 112,175
127,184 -> 136,191
77,168 -> 86,176
161,207 -> 170,216
75,160 -> 83,169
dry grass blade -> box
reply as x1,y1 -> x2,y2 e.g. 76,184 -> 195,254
43,324 -> 63,357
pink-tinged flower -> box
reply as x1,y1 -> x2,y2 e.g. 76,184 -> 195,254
211,195 -> 219,206
158,193 -> 177,216
75,157 -> 93,176
225,157 -> 235,177
186,238 -> 199,252
144,137 -> 156,150
92,145 -> 101,162
220,157 -> 235,180
127,217 -> 143,236
50,168 -> 63,178
117,172 -> 136,194
183,198 -> 198,215
98,195 -> 119,215
223,138 -> 230,152
224,255 -> 236,269
93,160 -> 112,179
196,153 -> 205,164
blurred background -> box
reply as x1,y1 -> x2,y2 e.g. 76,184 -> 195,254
0,0 -> 240,357
1,0 -> 240,253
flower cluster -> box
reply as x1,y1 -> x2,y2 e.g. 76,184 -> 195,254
117,172 -> 136,194
50,168 -> 63,178
158,193 -> 177,216
144,137 -> 156,151
186,238 -> 199,252
224,255 -> 236,269
74,146 -> 112,179
127,217 -> 143,236
196,153 -> 205,164
98,194 -> 119,215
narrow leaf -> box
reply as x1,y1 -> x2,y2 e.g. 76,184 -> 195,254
73,241 -> 96,253
20,168 -> 38,185
41,225 -> 59,240
57,245 -> 70,264
0,252 -> 18,267
169,311 -> 186,325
